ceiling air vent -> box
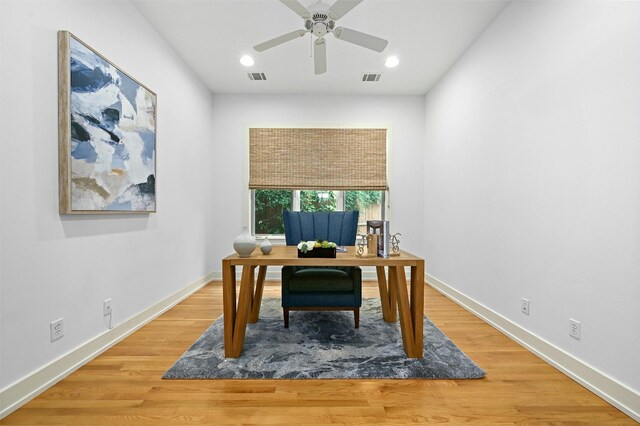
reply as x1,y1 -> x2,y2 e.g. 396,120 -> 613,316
362,73 -> 381,82
247,72 -> 267,81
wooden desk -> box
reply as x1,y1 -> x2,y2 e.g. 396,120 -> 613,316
221,246 -> 425,358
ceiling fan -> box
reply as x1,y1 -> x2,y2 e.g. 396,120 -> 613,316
253,0 -> 388,75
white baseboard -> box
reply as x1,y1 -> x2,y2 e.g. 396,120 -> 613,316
425,273 -> 640,422
0,273 -> 215,419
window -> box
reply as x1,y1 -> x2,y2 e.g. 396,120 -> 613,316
249,128 -> 388,237
252,189 -> 385,236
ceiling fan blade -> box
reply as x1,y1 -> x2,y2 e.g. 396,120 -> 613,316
314,39 -> 327,75
328,0 -> 363,19
254,30 -> 308,52
333,26 -> 388,52
279,0 -> 311,19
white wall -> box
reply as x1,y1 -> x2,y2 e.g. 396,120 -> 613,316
210,94 -> 425,265
424,0 -> 640,393
0,1 -> 217,389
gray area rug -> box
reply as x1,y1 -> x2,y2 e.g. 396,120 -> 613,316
163,298 -> 485,379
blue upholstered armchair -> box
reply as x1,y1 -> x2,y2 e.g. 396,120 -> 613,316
281,211 -> 362,328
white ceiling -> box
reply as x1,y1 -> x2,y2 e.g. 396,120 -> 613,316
133,0 -> 510,95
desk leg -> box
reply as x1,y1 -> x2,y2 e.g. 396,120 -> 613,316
248,265 -> 267,323
222,260 -> 236,357
390,265 -> 423,358
223,263 -> 266,357
411,261 -> 425,358
376,266 -> 397,322
228,265 -> 256,357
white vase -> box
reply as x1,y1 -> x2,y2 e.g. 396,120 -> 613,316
260,237 -> 272,255
233,226 -> 256,258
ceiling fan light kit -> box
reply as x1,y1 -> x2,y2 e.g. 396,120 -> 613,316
253,0 -> 388,75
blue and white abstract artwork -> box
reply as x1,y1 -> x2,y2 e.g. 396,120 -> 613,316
66,34 -> 156,212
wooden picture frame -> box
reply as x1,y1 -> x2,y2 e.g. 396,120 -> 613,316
58,31 -> 157,214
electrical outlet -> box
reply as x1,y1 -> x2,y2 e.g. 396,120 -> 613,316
521,298 -> 530,315
50,318 -> 64,342
569,318 -> 581,340
103,298 -> 112,316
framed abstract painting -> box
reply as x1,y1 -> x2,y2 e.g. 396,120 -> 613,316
58,31 -> 157,214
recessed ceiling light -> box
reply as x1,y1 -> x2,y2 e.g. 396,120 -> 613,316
385,56 -> 399,68
240,55 -> 254,67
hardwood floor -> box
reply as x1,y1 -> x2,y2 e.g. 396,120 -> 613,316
1,281 -> 634,424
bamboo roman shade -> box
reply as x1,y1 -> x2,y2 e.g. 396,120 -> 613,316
249,128 -> 387,190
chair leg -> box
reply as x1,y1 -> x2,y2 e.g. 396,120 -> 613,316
354,308 -> 360,329
283,308 -> 289,328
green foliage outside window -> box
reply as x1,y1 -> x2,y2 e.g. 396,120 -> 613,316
254,190 -> 292,234
345,190 -> 381,211
300,191 -> 336,212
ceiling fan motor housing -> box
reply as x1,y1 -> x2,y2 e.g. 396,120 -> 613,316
307,3 -> 336,37
313,12 -> 328,21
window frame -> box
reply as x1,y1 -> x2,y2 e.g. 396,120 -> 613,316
251,189 -> 386,238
